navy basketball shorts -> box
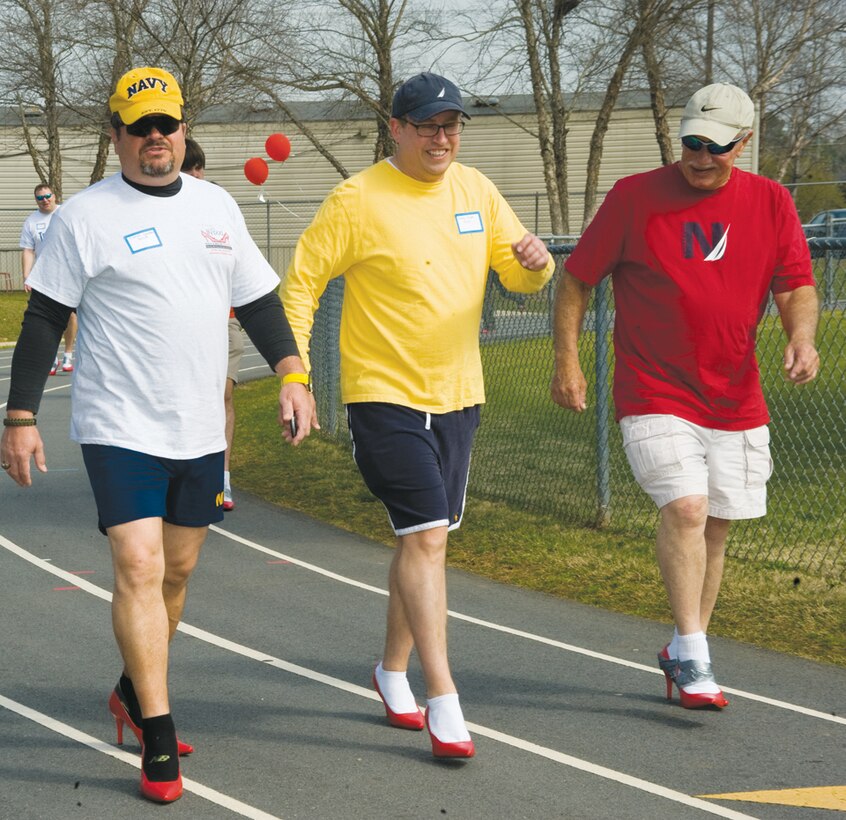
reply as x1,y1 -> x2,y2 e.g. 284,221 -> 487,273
81,444 -> 225,534
346,402 -> 481,536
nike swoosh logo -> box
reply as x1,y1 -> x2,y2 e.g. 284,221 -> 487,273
701,105 -> 720,112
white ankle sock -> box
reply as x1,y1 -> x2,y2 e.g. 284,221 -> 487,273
667,627 -> 680,659
677,631 -> 710,663
426,693 -> 471,743
223,470 -> 231,492
677,632 -> 720,694
375,662 -> 418,714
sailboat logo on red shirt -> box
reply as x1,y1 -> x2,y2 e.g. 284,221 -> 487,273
683,222 -> 729,261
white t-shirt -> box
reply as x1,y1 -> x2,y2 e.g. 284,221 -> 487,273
27,173 -> 279,458
19,205 -> 60,255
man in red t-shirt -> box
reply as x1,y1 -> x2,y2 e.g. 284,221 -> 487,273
551,83 -> 819,709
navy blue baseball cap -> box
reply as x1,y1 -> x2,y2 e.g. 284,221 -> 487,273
391,73 -> 470,121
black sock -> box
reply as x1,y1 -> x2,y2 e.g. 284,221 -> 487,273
118,673 -> 143,726
141,714 -> 179,782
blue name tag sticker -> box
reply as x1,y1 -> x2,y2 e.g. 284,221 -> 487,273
455,212 -> 484,234
124,228 -> 162,254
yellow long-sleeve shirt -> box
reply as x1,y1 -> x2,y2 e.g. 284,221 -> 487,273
282,159 -> 555,413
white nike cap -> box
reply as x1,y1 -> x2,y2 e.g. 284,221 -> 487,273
679,83 -> 754,145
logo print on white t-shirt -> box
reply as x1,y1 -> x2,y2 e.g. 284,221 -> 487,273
201,228 -> 232,255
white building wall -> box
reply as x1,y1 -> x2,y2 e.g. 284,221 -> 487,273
0,101 -> 753,284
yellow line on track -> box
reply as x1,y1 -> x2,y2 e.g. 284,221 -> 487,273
699,786 -> 846,811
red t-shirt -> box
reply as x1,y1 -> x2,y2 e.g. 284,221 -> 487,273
565,164 -> 814,430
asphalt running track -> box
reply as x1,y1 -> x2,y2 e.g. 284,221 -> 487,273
1,343 -> 845,820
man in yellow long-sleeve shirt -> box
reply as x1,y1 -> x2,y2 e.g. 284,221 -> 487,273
282,72 -> 554,759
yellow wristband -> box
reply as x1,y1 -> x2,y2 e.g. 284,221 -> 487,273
282,372 -> 312,392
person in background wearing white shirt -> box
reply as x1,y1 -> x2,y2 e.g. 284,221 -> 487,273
181,137 -> 243,511
19,184 -> 76,374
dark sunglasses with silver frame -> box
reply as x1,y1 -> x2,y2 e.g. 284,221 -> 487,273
681,133 -> 747,155
125,115 -> 182,138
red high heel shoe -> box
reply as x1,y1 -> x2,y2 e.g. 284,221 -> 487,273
425,709 -> 475,759
372,669 -> 425,730
109,689 -> 194,755
140,743 -> 182,803
657,644 -> 678,700
673,659 -> 729,709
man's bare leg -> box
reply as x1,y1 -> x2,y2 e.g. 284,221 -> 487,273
109,517 -> 171,718
655,495 -> 709,636
161,522 -> 208,639
386,526 -> 454,697
701,516 -> 730,633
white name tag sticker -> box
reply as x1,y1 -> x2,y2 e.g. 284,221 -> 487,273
455,211 -> 484,234
124,228 -> 162,254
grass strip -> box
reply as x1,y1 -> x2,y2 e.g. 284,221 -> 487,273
0,292 -> 27,342
233,376 -> 846,668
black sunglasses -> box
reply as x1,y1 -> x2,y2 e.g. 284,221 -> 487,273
125,115 -> 182,138
681,134 -> 745,155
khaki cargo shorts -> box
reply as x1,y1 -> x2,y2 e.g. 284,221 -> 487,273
619,414 -> 772,520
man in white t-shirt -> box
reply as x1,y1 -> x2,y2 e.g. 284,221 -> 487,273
1,66 -> 317,804
19,184 -> 77,374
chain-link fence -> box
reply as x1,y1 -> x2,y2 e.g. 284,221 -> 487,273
2,194 -> 555,283
2,202 -> 843,580
308,241 -> 846,583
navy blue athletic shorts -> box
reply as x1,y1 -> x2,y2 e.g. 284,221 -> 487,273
346,402 -> 481,536
81,444 -> 225,534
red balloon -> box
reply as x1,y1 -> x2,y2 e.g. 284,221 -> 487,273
244,157 -> 269,185
265,133 -> 291,162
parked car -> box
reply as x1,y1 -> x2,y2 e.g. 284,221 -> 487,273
803,209 -> 846,239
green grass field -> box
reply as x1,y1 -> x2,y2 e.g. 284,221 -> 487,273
0,292 -> 27,342
468,307 -> 846,580
231,376 -> 845,667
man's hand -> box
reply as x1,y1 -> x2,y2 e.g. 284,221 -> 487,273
0,425 -> 47,486
551,361 -> 588,412
774,286 -> 819,386
783,340 -> 820,385
278,383 -> 320,446
511,233 -> 550,272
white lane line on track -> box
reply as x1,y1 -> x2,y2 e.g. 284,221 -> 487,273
209,525 -> 846,727
0,382 -> 71,403
0,693 -> 283,819
1,534 -> 758,819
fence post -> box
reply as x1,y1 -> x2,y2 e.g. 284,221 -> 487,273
823,213 -> 836,309
594,278 -> 612,528
265,200 -> 271,257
